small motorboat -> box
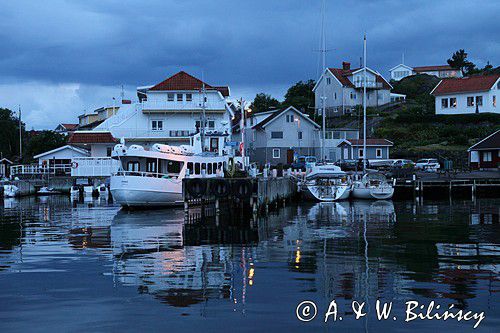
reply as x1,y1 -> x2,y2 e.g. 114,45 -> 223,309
98,184 -> 109,200
351,172 -> 394,200
301,164 -> 352,202
38,187 -> 60,195
3,184 -> 19,198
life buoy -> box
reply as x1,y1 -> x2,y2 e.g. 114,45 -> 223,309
210,179 -> 230,198
232,179 -> 253,199
71,162 -> 79,169
186,178 -> 207,199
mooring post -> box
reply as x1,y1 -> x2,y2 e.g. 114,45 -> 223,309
472,180 -> 476,200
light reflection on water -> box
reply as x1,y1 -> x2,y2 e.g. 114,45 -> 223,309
0,195 -> 498,332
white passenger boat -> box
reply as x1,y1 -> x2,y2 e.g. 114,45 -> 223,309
351,173 -> 394,200
110,141 -> 228,208
302,164 -> 352,202
37,187 -> 60,195
97,184 -> 109,200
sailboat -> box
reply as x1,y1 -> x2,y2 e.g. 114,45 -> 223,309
351,35 -> 394,200
301,0 -> 352,202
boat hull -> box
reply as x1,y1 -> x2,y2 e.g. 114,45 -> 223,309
110,175 -> 183,207
303,184 -> 351,202
351,186 -> 394,200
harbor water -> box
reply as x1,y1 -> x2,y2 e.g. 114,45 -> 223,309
0,196 -> 498,332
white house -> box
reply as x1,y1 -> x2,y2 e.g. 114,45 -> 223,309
96,71 -> 234,154
313,62 -> 392,116
431,74 -> 500,115
390,64 -> 462,81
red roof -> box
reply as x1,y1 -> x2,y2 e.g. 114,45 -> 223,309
328,67 -> 391,90
432,74 -> 500,95
413,65 -> 454,72
61,123 -> 78,130
149,71 -> 230,97
68,132 -> 117,144
341,139 -> 393,146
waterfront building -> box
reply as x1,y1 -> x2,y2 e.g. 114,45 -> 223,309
468,130 -> 499,170
431,74 -> 500,115
54,123 -> 78,135
243,106 -> 321,165
337,138 -> 393,160
389,64 -> 462,81
0,158 -> 13,178
313,61 -> 392,116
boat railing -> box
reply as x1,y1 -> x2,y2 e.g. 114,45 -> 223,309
112,170 -> 180,179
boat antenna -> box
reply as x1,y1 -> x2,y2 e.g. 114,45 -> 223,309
320,0 -> 326,162
362,33 -> 367,173
18,105 -> 22,161
201,72 -> 207,152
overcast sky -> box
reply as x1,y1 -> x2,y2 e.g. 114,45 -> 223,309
0,0 -> 498,129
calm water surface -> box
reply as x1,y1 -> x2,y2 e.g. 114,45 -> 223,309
0,196 -> 498,332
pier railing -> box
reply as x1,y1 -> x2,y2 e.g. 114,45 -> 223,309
71,157 -> 120,177
11,164 -> 72,176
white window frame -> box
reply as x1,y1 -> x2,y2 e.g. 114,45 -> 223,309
483,151 -> 492,162
186,93 -> 192,102
208,120 -> 215,129
167,93 -> 174,102
271,131 -> 283,139
450,97 -> 457,108
151,120 -> 163,131
376,148 -> 382,158
358,148 -> 364,158
272,148 -> 280,159
177,93 -> 183,102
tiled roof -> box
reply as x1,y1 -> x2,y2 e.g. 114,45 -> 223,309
61,123 -> 78,130
413,65 -> 454,72
149,71 -> 230,97
468,130 -> 500,150
328,67 -> 391,90
68,132 -> 117,144
340,139 -> 393,146
432,74 -> 500,95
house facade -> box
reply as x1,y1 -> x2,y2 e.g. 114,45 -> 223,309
54,123 -> 78,135
244,106 -> 321,165
431,74 -> 500,115
389,64 -> 462,81
313,62 -> 392,116
0,158 -> 13,178
96,71 -> 233,154
468,130 -> 499,170
337,139 -> 393,160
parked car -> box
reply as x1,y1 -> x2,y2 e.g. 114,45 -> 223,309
415,158 -> 440,171
392,159 -> 415,169
336,159 -> 364,171
291,156 -> 317,171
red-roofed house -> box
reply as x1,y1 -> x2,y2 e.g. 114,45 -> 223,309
431,74 -> 500,115
390,64 -> 462,81
55,123 -> 78,135
313,62 -> 392,116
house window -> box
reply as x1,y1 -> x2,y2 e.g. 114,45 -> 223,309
325,131 -> 333,140
493,95 -> 497,107
195,120 -> 201,129
151,120 -> 163,131
177,93 -> 183,101
167,93 -> 174,101
350,92 -> 354,99
298,131 -> 303,140
467,96 -> 474,107
358,149 -> 364,158
106,147 -> 112,157
483,151 -> 492,162
450,97 -> 457,108
476,96 -> 483,106
208,120 -> 215,129
286,114 -> 294,123
441,98 -> 448,109
376,148 -> 382,158
272,148 -> 280,159
186,93 -> 192,101
334,92 -> 337,100
271,131 -> 283,139
326,77 -> 331,85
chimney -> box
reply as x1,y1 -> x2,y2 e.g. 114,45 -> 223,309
342,61 -> 351,70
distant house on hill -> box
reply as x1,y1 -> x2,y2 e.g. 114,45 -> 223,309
55,123 -> 78,135
313,61 -> 392,116
390,64 -> 462,81
468,130 -> 499,170
431,74 -> 500,115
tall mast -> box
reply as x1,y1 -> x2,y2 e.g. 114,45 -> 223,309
200,78 -> 207,152
18,105 -> 22,161
320,0 -> 326,161
362,34 -> 367,173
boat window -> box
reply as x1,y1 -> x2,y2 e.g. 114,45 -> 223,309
146,159 -> 157,173
127,161 -> 140,172
187,162 -> 194,174
167,160 -> 183,174
208,163 -> 213,175
195,163 -> 200,174
201,163 -> 206,171
218,162 -> 222,170
213,163 -> 217,173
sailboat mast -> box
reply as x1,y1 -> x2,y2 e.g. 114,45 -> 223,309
201,80 -> 207,152
362,34 -> 367,172
320,0 -> 326,161
19,105 -> 22,161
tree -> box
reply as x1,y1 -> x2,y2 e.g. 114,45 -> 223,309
24,131 -> 67,162
282,79 -> 316,117
0,108 -> 24,161
250,93 -> 281,113
447,49 -> 476,76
